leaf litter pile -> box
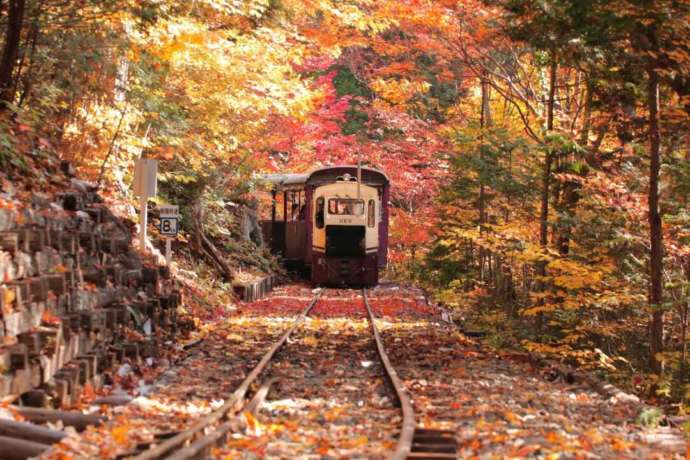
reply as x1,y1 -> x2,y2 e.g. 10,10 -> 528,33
40,315 -> 295,459
42,284 -> 686,459
377,324 -> 686,458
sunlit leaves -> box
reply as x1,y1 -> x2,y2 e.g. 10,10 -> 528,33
371,78 -> 431,104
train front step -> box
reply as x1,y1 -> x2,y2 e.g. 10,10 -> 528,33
339,259 -> 351,278
311,254 -> 378,286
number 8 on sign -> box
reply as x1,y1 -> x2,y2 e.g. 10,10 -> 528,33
160,217 -> 179,236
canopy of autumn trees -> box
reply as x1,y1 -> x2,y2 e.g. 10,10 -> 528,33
1,0 -> 689,404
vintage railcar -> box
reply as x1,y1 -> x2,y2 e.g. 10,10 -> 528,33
261,166 -> 389,286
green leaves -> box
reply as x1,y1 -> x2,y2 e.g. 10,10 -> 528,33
332,67 -> 371,99
636,407 -> 664,428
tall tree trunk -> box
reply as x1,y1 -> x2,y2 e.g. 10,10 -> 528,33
647,67 -> 664,373
579,78 -> 593,146
478,75 -> 490,282
0,0 -> 26,106
550,154 -> 562,247
551,77 -> 594,255
541,59 -> 557,245
478,76 -> 490,226
681,300 -> 688,366
535,59 -> 557,331
16,10 -> 39,108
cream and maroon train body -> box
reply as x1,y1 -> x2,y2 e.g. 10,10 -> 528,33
262,166 -> 389,286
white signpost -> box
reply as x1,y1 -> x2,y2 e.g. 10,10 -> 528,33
133,158 -> 158,252
159,205 -> 179,264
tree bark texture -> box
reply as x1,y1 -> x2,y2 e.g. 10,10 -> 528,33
647,67 -> 664,373
552,77 -> 593,255
478,75 -> 490,282
191,202 -> 234,282
535,60 -> 557,330
0,0 -> 26,106
540,60 -> 558,248
478,76 -> 490,226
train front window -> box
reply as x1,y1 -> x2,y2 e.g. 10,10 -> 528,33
328,198 -> 364,215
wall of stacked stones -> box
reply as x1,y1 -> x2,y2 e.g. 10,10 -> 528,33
0,173 -> 180,408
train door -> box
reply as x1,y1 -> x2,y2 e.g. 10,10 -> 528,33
365,196 -> 379,256
284,190 -> 307,261
312,194 -> 326,253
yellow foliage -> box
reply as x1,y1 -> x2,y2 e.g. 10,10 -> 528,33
548,258 -> 607,291
371,78 -> 431,104
111,425 -> 130,445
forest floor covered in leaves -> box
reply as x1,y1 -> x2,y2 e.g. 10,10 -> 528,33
41,284 -> 686,459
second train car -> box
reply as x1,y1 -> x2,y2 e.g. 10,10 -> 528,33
261,165 -> 389,286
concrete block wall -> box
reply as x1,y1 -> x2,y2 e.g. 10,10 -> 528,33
232,275 -> 277,302
0,174 -> 180,407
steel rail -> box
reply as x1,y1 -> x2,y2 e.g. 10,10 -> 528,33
362,289 -> 415,460
133,291 -> 323,460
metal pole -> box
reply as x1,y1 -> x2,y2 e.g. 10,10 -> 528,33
165,237 -> 172,265
357,152 -> 361,199
139,194 -> 148,252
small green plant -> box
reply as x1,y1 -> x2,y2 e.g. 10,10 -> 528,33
636,407 -> 664,428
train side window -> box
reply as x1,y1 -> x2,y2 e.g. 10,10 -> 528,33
315,197 -> 324,229
367,200 -> 375,227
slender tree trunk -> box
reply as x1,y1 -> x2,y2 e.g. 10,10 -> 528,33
681,260 -> 690,365
478,75 -> 490,283
479,76 -> 490,226
96,111 -> 126,188
16,13 -> 38,108
541,59 -> 557,246
0,0 -> 26,106
535,59 -> 557,330
552,77 -> 593,254
551,154 -> 562,246
580,78 -> 593,146
681,301 -> 688,365
647,66 -> 664,373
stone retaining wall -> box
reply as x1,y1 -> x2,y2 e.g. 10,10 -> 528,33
0,173 -> 179,407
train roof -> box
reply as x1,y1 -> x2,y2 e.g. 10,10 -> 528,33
262,165 -> 389,191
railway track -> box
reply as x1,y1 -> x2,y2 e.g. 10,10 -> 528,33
130,289 -> 457,459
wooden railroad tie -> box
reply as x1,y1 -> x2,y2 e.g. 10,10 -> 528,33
406,428 -> 458,460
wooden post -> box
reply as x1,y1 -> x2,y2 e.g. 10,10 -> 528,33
139,193 -> 147,251
134,158 -> 158,252
165,237 -> 172,265
357,154 -> 362,199
283,191 -> 287,223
